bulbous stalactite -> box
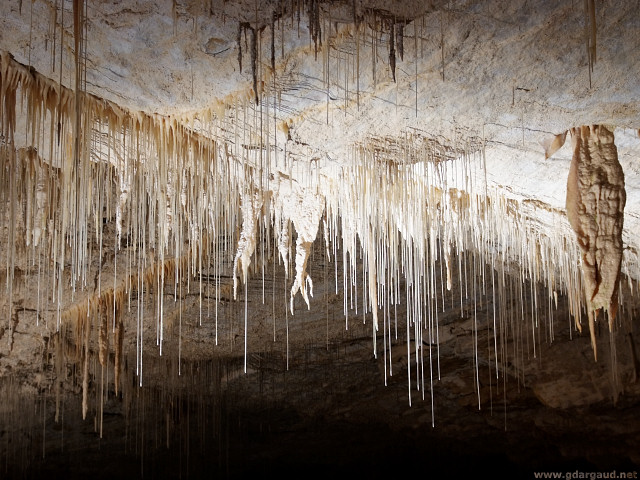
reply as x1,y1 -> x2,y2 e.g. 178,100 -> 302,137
566,125 -> 626,360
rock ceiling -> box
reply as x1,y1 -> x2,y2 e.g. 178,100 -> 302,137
1,0 -> 640,477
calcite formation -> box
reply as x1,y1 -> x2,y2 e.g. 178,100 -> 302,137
1,1 -> 640,476
566,125 -> 626,359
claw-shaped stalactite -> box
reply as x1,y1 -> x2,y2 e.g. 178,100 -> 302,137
323,217 -> 331,262
290,236 -> 314,313
288,190 -> 325,314
276,214 -> 291,277
233,191 -> 263,300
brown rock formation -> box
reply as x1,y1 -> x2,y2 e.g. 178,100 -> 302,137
566,125 -> 626,359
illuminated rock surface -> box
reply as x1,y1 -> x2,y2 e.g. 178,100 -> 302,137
1,0 -> 640,478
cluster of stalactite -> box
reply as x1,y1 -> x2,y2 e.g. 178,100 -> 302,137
0,1 -> 635,441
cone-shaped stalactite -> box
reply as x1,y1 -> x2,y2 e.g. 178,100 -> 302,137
250,25 -> 259,105
389,22 -> 397,82
308,0 -> 321,60
396,22 -> 405,62
237,22 -> 243,74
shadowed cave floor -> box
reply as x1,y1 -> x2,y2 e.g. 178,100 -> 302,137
6,330 -> 640,479
2,246 -> 640,479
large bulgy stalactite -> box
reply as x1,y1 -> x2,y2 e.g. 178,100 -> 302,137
566,125 -> 626,359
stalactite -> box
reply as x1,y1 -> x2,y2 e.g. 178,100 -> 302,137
440,9 -> 445,82
389,22 -> 396,82
233,191 -> 262,299
271,14 -> 276,72
237,22 -> 243,73
541,131 -> 568,160
583,0 -> 596,87
367,230 -> 379,331
72,0 -> 85,167
114,302 -> 124,395
98,300 -> 108,367
307,0 -> 321,60
172,0 -> 178,35
0,3 -> 636,442
81,306 -> 90,420
276,215 -> 291,276
290,236 -> 314,313
250,26 -> 259,105
396,22 -> 404,62
566,125 -> 626,359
